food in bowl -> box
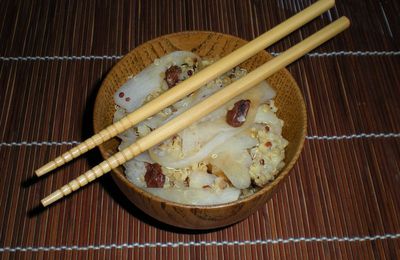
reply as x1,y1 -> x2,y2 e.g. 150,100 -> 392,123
113,51 -> 288,205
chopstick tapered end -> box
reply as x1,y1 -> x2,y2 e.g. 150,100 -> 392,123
340,16 -> 351,27
41,190 -> 64,207
35,169 -> 46,177
35,162 -> 57,177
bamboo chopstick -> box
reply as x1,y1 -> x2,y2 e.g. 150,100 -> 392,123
41,17 -> 350,207
35,0 -> 335,177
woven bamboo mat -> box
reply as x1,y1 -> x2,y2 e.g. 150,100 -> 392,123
1,0 -> 399,259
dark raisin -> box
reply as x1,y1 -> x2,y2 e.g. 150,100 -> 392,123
119,92 -> 125,98
265,142 -> 272,148
226,100 -> 251,127
165,65 -> 182,88
144,163 -> 165,188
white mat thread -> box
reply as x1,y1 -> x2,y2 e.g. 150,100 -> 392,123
0,233 -> 399,252
0,141 -> 80,147
1,51 -> 399,62
305,132 -> 400,140
0,55 -> 123,61
1,133 -> 399,147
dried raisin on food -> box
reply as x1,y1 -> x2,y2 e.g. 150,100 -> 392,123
165,65 -> 182,88
144,163 -> 165,188
226,99 -> 251,127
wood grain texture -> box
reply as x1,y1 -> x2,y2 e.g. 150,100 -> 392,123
0,0 -> 399,259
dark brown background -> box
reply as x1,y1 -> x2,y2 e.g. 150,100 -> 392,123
1,0 -> 399,259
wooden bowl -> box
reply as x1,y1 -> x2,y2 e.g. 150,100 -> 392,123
93,31 -> 307,229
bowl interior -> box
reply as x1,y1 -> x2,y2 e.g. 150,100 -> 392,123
93,31 -> 306,211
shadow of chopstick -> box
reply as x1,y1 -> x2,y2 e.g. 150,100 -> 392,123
21,175 -> 41,187
27,204 -> 46,217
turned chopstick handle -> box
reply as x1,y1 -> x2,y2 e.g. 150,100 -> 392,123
35,0 -> 335,177
35,117 -> 133,176
41,142 -> 143,207
41,17 -> 350,207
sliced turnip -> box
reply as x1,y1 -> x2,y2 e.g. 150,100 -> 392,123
134,151 -> 153,163
149,128 -> 241,168
189,171 -> 216,188
144,187 -> 240,205
180,118 -> 234,156
212,130 -> 257,154
258,80 -> 276,102
114,51 -> 200,112
211,151 -> 252,189
124,159 -> 147,188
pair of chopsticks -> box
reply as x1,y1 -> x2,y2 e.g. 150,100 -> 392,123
38,0 -> 349,207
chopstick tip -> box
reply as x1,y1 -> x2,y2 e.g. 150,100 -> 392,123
342,16 -> 351,27
35,162 -> 57,177
41,190 -> 64,207
335,16 -> 351,30
35,169 -> 44,177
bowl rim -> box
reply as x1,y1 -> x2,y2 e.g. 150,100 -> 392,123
93,30 -> 307,209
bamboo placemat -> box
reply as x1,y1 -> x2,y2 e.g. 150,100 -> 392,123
1,0 -> 399,259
